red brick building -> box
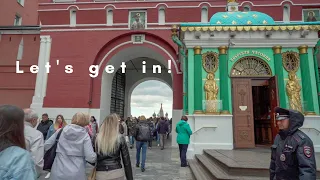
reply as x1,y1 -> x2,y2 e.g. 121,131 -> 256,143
0,0 -> 40,108
1,0 -> 320,122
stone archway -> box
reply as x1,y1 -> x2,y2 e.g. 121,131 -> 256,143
230,56 -> 272,77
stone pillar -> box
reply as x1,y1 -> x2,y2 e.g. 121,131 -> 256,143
298,45 -> 315,114
193,46 -> 203,114
31,36 -> 52,108
272,46 -> 286,108
218,46 -> 230,114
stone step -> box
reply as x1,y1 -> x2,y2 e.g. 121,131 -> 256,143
196,154 -> 269,180
188,159 -> 213,180
203,149 -> 270,177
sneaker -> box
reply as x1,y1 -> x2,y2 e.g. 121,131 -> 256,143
136,164 -> 140,168
157,144 -> 160,146
45,172 -> 51,179
141,168 -> 145,172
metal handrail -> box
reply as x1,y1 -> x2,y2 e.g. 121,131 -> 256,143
300,127 -> 320,135
193,126 -> 217,134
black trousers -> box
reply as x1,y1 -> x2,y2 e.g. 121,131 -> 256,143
148,140 -> 152,147
178,144 -> 188,166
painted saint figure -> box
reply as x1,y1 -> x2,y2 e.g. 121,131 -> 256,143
131,13 -> 145,30
204,73 -> 219,112
306,11 -> 317,22
286,72 -> 302,112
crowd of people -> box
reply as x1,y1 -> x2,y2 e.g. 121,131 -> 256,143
0,104 -> 193,180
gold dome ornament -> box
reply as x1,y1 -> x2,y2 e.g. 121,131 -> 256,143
263,20 -> 268,24
247,20 -> 252,25
216,21 -> 222,24
252,14 -> 258,18
222,15 -> 228,18
232,20 -> 237,25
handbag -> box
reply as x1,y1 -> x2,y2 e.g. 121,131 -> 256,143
43,128 -> 64,171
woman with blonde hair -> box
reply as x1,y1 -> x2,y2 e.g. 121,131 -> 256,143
44,112 -> 97,180
95,113 -> 133,180
46,114 -> 67,140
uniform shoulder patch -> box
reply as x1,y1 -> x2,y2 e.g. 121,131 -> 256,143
303,146 -> 312,158
297,132 -> 305,139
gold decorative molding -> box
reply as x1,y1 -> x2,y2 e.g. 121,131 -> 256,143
171,25 -> 178,37
286,71 -> 303,113
298,45 -> 308,54
218,46 -> 228,55
305,111 -> 316,116
194,46 -> 202,55
220,110 -> 231,115
194,110 -> 204,114
202,51 -> 219,73
282,51 -> 300,72
272,46 -> 282,54
180,25 -> 320,32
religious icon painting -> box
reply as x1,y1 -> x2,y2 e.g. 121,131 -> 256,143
129,11 -> 147,30
302,9 -> 320,22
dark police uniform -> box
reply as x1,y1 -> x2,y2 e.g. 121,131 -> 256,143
270,107 -> 317,180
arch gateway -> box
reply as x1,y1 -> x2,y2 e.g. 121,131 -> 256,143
172,1 -> 320,158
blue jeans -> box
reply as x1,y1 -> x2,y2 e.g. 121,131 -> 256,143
129,136 -> 134,145
156,133 -> 160,144
136,141 -> 148,169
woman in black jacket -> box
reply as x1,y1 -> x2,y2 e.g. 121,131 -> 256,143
95,113 -> 133,180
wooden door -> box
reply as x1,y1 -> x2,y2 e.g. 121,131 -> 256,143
268,76 -> 280,142
232,78 -> 255,148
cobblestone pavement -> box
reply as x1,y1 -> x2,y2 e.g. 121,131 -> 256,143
39,137 -> 194,180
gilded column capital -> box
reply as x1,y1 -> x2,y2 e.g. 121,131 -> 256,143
171,25 -> 178,37
298,45 -> 308,54
218,46 -> 228,54
272,46 -> 282,54
193,46 -> 202,55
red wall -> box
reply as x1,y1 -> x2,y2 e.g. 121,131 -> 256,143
0,0 -> 38,26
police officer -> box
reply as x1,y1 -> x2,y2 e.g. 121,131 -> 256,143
270,107 -> 317,180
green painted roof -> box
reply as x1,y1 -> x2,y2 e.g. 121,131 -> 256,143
209,11 -> 275,25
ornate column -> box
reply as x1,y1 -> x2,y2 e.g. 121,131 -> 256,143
218,46 -> 230,114
298,45 -> 315,114
193,46 -> 203,114
272,46 -> 286,108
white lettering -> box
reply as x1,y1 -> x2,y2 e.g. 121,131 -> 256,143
30,65 -> 39,73
16,61 -> 24,73
120,62 -> 126,73
105,65 -> 114,73
89,65 -> 99,78
65,65 -> 73,74
45,62 -> 51,73
153,65 -> 161,73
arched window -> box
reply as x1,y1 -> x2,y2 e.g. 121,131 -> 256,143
107,8 -> 113,26
158,7 -> 165,25
70,9 -> 76,26
17,38 -> 23,60
283,5 -> 290,22
201,7 -> 208,23
230,56 -> 272,77
243,5 -> 251,12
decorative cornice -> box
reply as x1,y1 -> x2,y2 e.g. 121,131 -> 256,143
298,45 -> 308,54
272,46 -> 282,54
184,39 -> 318,48
180,25 -> 320,32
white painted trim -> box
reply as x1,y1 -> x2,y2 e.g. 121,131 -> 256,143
40,27 -> 172,32
98,40 -> 181,74
0,30 -> 40,34
38,1 -> 320,11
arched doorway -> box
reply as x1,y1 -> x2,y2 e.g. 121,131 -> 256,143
231,56 -> 279,149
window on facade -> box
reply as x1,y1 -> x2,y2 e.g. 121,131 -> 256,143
243,6 -> 251,12
14,14 -> 21,26
201,7 -> 208,23
158,8 -> 165,25
70,9 -> 76,26
283,5 -> 290,22
107,9 -> 113,26
17,38 -> 24,60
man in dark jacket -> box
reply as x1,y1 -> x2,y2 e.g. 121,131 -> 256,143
157,117 -> 169,150
270,107 -> 317,180
36,113 -> 53,140
134,116 -> 152,172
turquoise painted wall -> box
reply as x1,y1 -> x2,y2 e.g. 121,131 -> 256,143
201,49 -> 220,111
307,47 -> 319,114
281,48 -> 304,111
187,49 -> 195,114
227,48 -> 275,114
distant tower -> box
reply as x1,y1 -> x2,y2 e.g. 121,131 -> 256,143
165,112 -> 168,118
159,103 -> 164,117
153,111 -> 156,118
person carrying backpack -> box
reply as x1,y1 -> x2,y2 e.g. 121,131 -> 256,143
133,115 -> 151,172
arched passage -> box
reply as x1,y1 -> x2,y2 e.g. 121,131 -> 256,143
128,77 -> 172,117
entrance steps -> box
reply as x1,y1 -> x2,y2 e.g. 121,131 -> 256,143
188,149 -> 320,180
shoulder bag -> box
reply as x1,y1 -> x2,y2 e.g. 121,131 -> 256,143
43,128 -> 64,171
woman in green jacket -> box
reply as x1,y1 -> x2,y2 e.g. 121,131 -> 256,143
175,116 -> 192,167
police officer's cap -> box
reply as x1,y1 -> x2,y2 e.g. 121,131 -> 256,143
275,107 -> 290,121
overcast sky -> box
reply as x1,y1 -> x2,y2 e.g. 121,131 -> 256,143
131,80 -> 172,118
